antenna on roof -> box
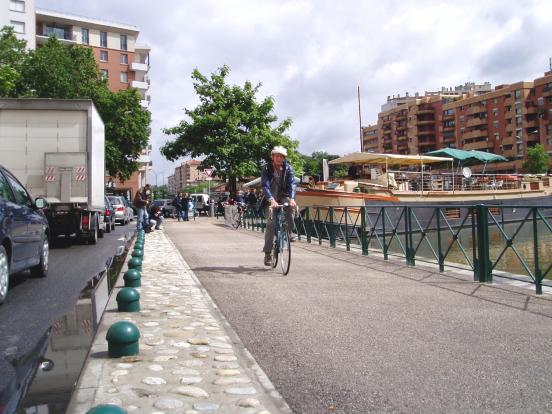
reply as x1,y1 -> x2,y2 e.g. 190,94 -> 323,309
549,57 -> 552,71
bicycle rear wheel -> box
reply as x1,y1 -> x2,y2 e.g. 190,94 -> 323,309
271,239 -> 278,268
279,227 -> 291,275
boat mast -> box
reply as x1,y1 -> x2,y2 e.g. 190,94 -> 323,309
358,86 -> 363,152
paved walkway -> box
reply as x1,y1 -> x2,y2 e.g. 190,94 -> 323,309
164,217 -> 552,414
67,228 -> 291,414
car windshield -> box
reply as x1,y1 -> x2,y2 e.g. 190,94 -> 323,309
153,200 -> 164,206
108,196 -> 122,205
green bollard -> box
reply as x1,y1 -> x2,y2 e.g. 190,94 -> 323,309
116,287 -> 140,312
106,321 -> 140,358
131,249 -> 143,258
134,240 -> 144,248
127,257 -> 142,271
123,269 -> 141,287
86,404 -> 128,414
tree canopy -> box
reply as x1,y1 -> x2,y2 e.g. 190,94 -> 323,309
161,65 -> 301,194
523,143 -> 549,174
301,151 -> 348,180
0,27 -> 151,180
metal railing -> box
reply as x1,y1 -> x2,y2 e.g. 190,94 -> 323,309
234,204 -> 552,294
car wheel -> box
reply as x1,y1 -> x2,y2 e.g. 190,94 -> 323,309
111,221 -> 115,231
30,237 -> 49,278
0,246 -> 9,304
99,228 -> 104,238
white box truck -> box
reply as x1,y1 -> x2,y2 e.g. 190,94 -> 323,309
0,99 -> 106,244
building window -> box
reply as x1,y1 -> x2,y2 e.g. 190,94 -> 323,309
10,20 -> 25,34
9,0 -> 25,12
514,90 -> 521,100
100,50 -> 108,62
120,34 -> 127,51
120,72 -> 128,83
81,28 -> 89,45
100,31 -> 107,48
493,120 -> 499,129
100,69 -> 108,79
120,53 -> 128,64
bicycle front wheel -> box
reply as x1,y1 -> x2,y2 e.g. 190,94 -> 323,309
279,227 -> 291,275
231,209 -> 242,229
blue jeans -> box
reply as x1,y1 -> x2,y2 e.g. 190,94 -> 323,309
137,208 -> 149,230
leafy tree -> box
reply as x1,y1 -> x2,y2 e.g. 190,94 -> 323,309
0,30 -> 151,180
152,185 -> 169,199
301,151 -> 348,180
162,65 -> 301,194
0,26 -> 27,97
96,88 -> 151,180
523,143 -> 549,174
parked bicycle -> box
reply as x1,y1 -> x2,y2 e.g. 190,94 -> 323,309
231,204 -> 246,229
271,203 -> 291,275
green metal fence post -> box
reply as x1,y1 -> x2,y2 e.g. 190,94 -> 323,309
305,208 -> 312,243
404,207 -> 414,266
360,206 -> 368,255
345,207 -> 350,251
316,207 -> 322,245
532,208 -> 543,294
382,207 -> 388,260
471,207 -> 478,282
475,204 -> 492,283
436,207 -> 444,272
329,207 -> 336,248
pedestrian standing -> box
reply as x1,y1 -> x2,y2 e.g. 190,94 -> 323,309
173,192 -> 185,221
134,184 -> 152,231
182,192 -> 191,221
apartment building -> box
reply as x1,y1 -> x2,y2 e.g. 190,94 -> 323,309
35,9 -> 152,197
364,73 -> 552,173
1,0 -> 36,48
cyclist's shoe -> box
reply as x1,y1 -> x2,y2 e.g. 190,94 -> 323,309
264,253 -> 272,266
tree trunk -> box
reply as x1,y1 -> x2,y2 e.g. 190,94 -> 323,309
228,175 -> 237,196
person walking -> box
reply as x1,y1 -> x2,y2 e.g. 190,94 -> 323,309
173,192 -> 185,221
261,146 -> 297,266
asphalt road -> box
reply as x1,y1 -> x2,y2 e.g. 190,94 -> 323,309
165,217 -> 552,414
0,221 -> 134,407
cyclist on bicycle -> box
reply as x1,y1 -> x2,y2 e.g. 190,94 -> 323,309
261,145 -> 297,266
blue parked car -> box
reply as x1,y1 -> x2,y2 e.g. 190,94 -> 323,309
0,165 -> 49,305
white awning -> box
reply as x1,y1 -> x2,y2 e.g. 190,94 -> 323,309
328,152 -> 453,166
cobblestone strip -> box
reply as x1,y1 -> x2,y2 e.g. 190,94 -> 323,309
67,230 -> 292,414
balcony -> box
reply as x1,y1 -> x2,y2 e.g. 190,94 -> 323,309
131,80 -> 149,90
463,140 -> 489,150
418,129 -> 435,136
524,119 -> 539,128
467,105 -> 484,115
501,136 -> 515,146
36,29 -> 76,45
463,130 -> 488,140
131,62 -> 149,72
466,117 -> 487,127
417,108 -> 434,115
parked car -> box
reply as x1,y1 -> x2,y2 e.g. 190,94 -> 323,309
108,196 -> 132,225
152,199 -> 176,218
190,193 -> 210,215
0,164 -> 50,305
122,197 -> 134,221
103,196 -> 116,233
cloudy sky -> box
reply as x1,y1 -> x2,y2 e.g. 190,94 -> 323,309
36,0 -> 552,183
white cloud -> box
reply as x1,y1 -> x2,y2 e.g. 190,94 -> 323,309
36,0 -> 552,181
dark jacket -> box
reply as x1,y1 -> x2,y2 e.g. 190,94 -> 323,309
261,160 -> 296,200
173,196 -> 184,210
133,191 -> 147,208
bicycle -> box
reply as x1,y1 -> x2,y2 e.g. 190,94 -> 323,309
270,203 -> 291,275
231,204 -> 246,229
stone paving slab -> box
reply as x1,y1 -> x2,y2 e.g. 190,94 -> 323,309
67,229 -> 291,414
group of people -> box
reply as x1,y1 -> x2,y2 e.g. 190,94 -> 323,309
172,192 -> 194,221
133,183 -> 163,233
132,146 -> 298,268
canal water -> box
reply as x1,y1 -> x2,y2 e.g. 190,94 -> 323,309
382,220 -> 552,280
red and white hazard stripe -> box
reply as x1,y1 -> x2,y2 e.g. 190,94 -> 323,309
75,174 -> 86,181
45,175 -> 56,182
46,166 -> 56,173
75,166 -> 86,173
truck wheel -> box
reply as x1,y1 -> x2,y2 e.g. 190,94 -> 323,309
89,226 -> 98,245
99,228 -> 104,238
0,246 -> 9,304
30,237 -> 49,278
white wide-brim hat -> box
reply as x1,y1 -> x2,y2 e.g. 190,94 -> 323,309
271,146 -> 287,157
